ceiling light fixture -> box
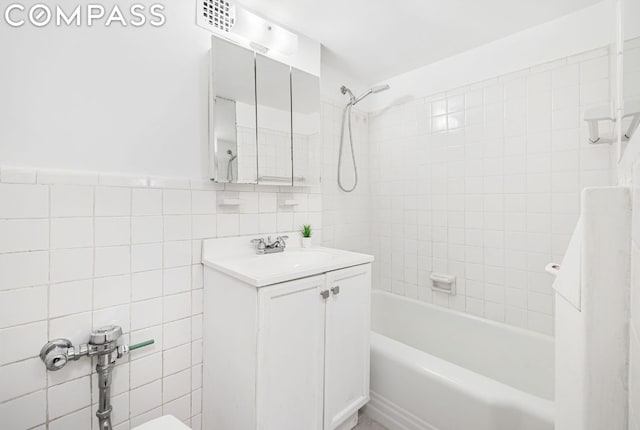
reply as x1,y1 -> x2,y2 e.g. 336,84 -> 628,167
196,0 -> 298,56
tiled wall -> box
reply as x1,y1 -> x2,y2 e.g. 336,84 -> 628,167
0,167 -> 322,430
257,128 -> 295,180
321,102 -> 372,254
368,47 -> 615,335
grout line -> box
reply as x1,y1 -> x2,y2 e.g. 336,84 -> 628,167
44,183 -> 51,429
127,187 -> 134,425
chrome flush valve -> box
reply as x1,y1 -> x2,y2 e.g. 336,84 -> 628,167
39,338 -> 74,371
40,325 -> 154,430
91,325 -> 126,362
40,325 -> 129,371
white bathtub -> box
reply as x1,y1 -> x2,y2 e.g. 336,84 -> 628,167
364,291 -> 554,430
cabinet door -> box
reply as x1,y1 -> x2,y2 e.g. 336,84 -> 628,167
291,68 -> 321,187
255,54 -> 293,186
257,275 -> 326,430
324,264 -> 371,430
210,37 -> 258,184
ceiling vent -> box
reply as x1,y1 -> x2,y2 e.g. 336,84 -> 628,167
196,0 -> 298,56
200,0 -> 236,33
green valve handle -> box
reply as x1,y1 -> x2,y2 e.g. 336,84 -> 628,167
129,339 -> 154,351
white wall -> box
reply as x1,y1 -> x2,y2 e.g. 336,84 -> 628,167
629,129 -> 640,430
321,102 -> 371,254
0,0 -> 212,177
0,0 -> 359,179
623,39 -> 640,424
368,45 -> 615,335
622,23 -> 640,430
369,0 -> 617,112
318,61 -> 373,256
0,2 -> 346,429
354,0 -> 623,335
0,18 -> 349,427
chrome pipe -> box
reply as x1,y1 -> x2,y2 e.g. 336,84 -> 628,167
96,355 -> 114,430
40,326 -> 154,430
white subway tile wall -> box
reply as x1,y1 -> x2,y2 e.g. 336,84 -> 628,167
321,102 -> 372,253
368,47 -> 615,335
0,170 -> 322,430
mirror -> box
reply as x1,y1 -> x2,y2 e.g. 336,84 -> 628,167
256,54 -> 293,186
292,68 -> 321,186
211,37 -> 257,183
209,37 -> 321,186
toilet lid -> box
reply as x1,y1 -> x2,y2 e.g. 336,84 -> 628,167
131,415 -> 191,430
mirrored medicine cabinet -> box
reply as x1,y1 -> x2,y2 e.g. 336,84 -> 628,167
209,37 -> 321,186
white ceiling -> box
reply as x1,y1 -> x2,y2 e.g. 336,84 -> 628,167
237,0 -> 604,84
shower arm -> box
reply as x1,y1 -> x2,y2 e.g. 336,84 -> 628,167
342,84 -> 390,106
352,88 -> 374,105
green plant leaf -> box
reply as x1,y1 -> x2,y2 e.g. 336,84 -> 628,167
300,224 -> 312,237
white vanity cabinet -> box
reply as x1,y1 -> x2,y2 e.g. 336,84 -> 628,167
323,266 -> 371,429
257,274 -> 326,430
203,258 -> 371,430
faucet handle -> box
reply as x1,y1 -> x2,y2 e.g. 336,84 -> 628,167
251,237 -> 266,251
277,235 -> 289,246
117,339 -> 155,359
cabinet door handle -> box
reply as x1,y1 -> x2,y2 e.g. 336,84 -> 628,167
320,290 -> 330,299
331,286 -> 340,295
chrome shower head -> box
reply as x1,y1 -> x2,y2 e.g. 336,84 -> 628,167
340,85 -> 356,104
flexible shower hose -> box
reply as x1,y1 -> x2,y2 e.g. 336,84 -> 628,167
338,103 -> 358,192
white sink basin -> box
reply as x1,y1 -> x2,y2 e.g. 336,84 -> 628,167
248,249 -> 337,270
202,238 -> 374,287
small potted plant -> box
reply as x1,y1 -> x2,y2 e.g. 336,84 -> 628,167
300,224 -> 313,248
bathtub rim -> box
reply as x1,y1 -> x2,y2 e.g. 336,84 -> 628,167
371,290 -> 555,343
367,331 -> 554,430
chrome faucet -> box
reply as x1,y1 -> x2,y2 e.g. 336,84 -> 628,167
40,326 -> 154,430
250,235 -> 289,254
